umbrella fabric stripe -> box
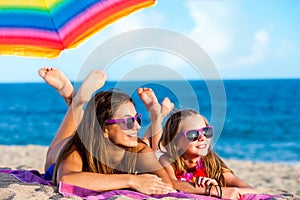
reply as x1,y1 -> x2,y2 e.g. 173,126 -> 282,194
0,44 -> 61,58
0,0 -> 64,10
0,37 -> 63,49
59,0 -> 156,47
0,0 -> 64,12
0,28 -> 59,40
0,28 -> 63,49
0,11 -> 56,30
48,0 -> 102,29
0,7 -> 47,11
0,0 -> 47,9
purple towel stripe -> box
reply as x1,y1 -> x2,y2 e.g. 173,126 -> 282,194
0,169 -> 52,185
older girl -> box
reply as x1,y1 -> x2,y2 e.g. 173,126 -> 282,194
40,68 -> 174,195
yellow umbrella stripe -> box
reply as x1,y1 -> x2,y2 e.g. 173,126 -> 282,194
0,0 -> 62,10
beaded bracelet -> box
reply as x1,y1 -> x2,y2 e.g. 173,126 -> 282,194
205,184 -> 212,195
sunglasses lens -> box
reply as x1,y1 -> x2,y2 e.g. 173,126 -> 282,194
136,115 -> 142,126
125,115 -> 142,129
202,127 -> 213,138
185,130 -> 199,141
126,118 -> 135,129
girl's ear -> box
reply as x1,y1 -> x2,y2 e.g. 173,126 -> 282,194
103,126 -> 109,138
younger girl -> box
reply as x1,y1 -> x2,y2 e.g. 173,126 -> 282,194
159,109 -> 257,199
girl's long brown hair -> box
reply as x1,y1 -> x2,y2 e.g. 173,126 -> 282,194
159,109 -> 233,186
53,90 -> 138,185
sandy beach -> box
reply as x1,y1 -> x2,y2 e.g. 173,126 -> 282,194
0,145 -> 299,200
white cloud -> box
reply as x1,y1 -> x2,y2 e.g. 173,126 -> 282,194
236,29 -> 270,66
185,1 -> 233,56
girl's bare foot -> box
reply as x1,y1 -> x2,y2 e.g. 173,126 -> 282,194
137,88 -> 159,110
72,70 -> 107,106
38,67 -> 74,106
161,97 -> 174,118
138,88 -> 174,117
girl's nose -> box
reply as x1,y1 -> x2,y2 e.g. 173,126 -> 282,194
133,120 -> 141,130
198,131 -> 206,141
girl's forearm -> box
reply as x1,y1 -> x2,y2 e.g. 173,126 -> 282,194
58,172 -> 135,191
172,180 -> 207,194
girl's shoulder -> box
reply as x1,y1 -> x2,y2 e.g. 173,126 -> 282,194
137,138 -> 153,153
65,149 -> 83,164
159,153 -> 174,165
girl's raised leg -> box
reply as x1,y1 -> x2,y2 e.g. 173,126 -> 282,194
45,70 -> 107,170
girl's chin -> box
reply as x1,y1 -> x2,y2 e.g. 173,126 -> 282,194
123,141 -> 138,148
117,135 -> 138,147
199,150 -> 209,156
116,142 -> 138,149
194,147 -> 209,156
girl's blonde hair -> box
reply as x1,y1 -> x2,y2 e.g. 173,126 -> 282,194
159,109 -> 233,186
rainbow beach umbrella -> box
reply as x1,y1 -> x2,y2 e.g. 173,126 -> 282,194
0,0 -> 155,58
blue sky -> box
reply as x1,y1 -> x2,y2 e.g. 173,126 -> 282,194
0,0 -> 299,82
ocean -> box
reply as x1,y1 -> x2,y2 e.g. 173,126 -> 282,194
0,79 -> 299,164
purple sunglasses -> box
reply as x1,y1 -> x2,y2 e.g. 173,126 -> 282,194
176,126 -> 214,142
106,114 -> 142,130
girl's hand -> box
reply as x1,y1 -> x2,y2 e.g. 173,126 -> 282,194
130,174 -> 175,195
195,176 -> 218,188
